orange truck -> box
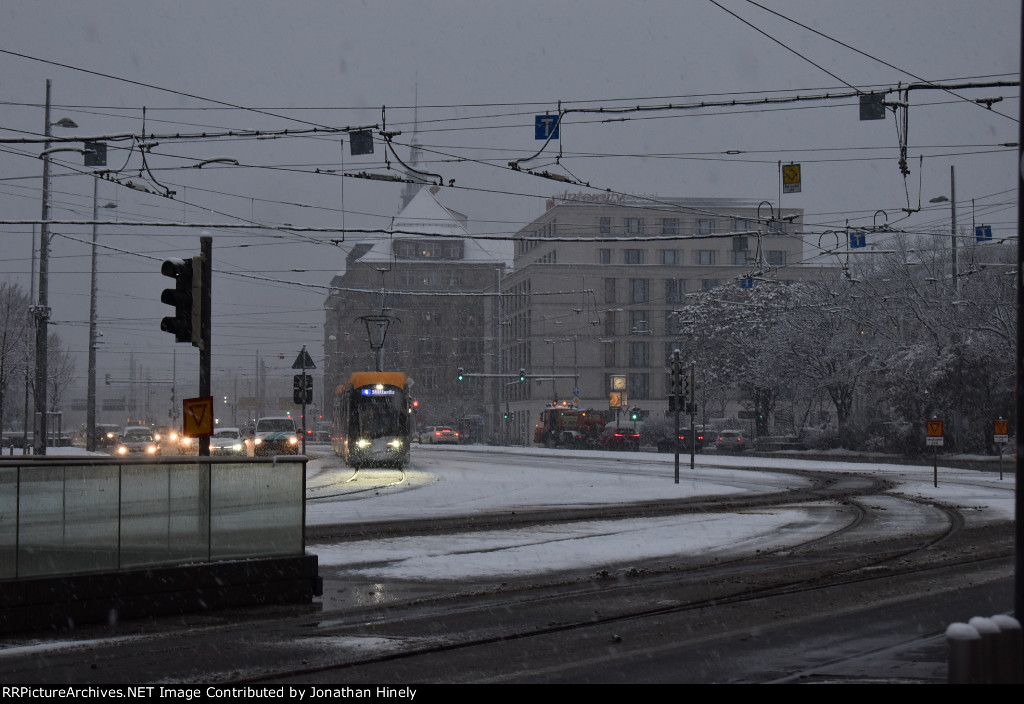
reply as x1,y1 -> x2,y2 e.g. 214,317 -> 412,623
534,402 -> 608,448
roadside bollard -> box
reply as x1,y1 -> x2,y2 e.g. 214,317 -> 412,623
988,615 -> 1022,684
968,617 -> 1001,683
947,622 -> 982,683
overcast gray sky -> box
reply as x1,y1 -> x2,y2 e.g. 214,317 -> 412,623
0,0 -> 1019,421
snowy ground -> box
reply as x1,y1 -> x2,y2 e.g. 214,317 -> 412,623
12,444 -> 1013,583
304,445 -> 1017,583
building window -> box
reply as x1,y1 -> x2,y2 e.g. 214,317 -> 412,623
665,278 -> 685,304
661,218 -> 679,235
420,369 -> 436,390
696,250 -> 716,265
697,219 -> 715,235
627,372 -> 650,399
624,249 -> 644,265
604,341 -> 616,366
393,239 -> 465,260
599,217 -> 611,234
599,248 -> 612,264
732,218 -> 751,233
604,278 -> 616,304
625,217 -> 644,235
629,341 -> 650,367
659,249 -> 679,265
731,250 -> 749,265
629,278 -> 649,304
767,250 -> 786,266
701,279 -> 721,291
629,310 -> 649,334
665,311 -> 681,337
604,310 -> 616,337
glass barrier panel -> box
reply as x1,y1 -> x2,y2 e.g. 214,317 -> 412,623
210,461 -> 304,560
0,467 -> 16,579
119,462 -> 210,568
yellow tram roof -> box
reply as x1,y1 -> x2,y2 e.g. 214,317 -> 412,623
338,371 -> 409,393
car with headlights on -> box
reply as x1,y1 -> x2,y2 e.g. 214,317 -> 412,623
210,427 -> 247,456
116,426 -> 160,456
253,416 -> 299,456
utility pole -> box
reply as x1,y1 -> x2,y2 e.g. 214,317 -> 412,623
198,234 -> 212,456
86,177 -> 99,451
950,165 -> 959,291
32,79 -> 52,455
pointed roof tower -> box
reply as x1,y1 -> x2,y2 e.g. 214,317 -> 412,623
399,90 -> 424,211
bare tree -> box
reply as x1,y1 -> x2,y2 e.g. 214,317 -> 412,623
0,282 -> 32,434
47,332 -> 76,414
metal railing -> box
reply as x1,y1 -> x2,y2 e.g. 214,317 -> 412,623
0,455 -> 306,580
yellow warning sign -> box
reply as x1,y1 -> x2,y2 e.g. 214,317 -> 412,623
783,163 -> 801,193
183,396 -> 214,437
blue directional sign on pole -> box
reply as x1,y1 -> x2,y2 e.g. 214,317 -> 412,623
535,114 -> 560,140
850,231 -> 867,248
975,224 -> 993,242
740,278 -> 754,289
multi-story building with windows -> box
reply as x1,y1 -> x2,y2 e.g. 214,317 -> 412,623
323,188 -> 507,441
491,194 -> 832,442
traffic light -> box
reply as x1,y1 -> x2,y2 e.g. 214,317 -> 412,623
160,258 -> 195,343
519,368 -> 527,383
630,409 -> 640,422
293,374 -> 312,405
669,349 -> 683,396
457,367 -> 464,382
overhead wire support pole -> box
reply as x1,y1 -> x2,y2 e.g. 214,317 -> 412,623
33,79 -> 52,456
1015,8 -> 1023,653
199,234 -> 212,457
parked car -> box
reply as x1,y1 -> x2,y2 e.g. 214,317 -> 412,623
423,426 -> 459,445
715,430 -> 748,452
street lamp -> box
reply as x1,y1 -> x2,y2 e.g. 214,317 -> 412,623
929,164 -> 958,290
86,190 -> 116,452
33,79 -> 79,454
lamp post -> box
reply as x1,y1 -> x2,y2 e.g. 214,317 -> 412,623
929,164 -> 958,291
33,80 -> 79,455
86,183 -> 116,452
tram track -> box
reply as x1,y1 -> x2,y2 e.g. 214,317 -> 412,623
252,488 -> 1005,685
0,457 -> 1010,684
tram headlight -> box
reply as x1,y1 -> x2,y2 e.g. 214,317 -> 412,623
356,438 -> 371,449
289,435 -> 298,445
146,445 -> 158,455
388,438 -> 403,450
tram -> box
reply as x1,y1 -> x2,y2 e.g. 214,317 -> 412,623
332,371 -> 411,468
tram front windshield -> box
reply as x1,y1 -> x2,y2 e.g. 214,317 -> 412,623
354,388 -> 406,437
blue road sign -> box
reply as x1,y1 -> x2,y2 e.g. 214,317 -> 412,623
850,231 -> 866,248
740,278 -> 754,289
975,225 -> 993,242
535,114 -> 560,140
